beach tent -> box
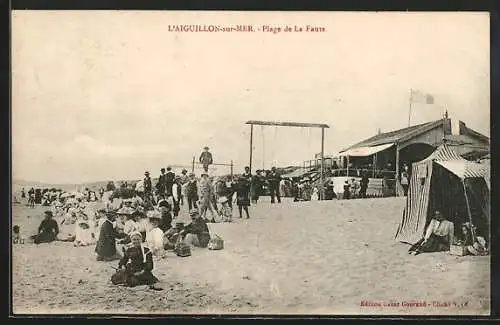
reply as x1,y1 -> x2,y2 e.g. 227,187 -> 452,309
394,144 -> 490,245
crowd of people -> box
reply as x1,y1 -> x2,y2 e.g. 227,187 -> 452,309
13,147 -> 488,289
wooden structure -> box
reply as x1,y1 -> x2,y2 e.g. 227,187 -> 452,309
245,120 -> 329,199
338,117 -> 489,197
190,157 -> 234,176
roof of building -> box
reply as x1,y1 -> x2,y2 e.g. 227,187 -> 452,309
340,119 -> 489,153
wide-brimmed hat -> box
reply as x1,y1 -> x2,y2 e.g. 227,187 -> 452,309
157,199 -> 171,209
145,171 -> 150,175
189,209 -> 199,217
204,146 -> 209,150
129,231 -> 143,241
201,172 -> 209,177
117,206 -> 135,215
44,211 -> 53,217
148,210 -> 162,221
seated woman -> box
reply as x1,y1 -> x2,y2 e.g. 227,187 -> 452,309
146,214 -> 165,258
95,211 -> 121,261
30,211 -> 59,244
73,212 -> 95,247
135,209 -> 149,243
112,232 -> 159,287
458,222 -> 488,256
409,210 -> 454,255
117,213 -> 138,245
182,210 -> 211,248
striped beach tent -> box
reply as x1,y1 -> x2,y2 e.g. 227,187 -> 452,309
394,144 -> 490,245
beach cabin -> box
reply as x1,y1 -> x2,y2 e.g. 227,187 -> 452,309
331,118 -> 489,197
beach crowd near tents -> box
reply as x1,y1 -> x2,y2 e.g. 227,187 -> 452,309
12,143 -> 490,289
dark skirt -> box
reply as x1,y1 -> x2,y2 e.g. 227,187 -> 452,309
409,234 -> 450,253
111,269 -> 158,287
237,196 -> 250,207
31,232 -> 57,244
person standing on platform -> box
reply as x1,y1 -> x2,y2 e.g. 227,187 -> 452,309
199,146 -> 213,173
269,167 -> 282,204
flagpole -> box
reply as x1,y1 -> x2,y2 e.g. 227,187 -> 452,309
408,88 -> 412,127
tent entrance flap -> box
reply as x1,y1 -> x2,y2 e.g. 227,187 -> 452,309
340,143 -> 394,157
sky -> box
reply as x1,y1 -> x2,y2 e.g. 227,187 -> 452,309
11,11 -> 490,184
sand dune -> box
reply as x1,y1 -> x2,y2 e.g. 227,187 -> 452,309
11,197 -> 489,315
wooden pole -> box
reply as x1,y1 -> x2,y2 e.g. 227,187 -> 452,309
191,156 -> 195,173
346,156 -> 349,177
395,142 -> 400,197
230,160 -> 233,178
372,154 -> 376,178
408,89 -> 413,127
249,124 -> 254,173
462,180 -> 477,242
320,127 -> 325,200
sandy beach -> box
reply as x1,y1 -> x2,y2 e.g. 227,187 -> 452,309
11,197 -> 489,315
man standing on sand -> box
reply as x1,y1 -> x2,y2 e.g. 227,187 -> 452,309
156,168 -> 167,199
143,171 -> 153,204
269,167 -> 282,204
179,169 -> 189,206
199,146 -> 213,173
164,166 -> 175,198
198,173 -> 217,223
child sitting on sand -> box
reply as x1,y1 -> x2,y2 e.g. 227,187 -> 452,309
12,225 -> 24,244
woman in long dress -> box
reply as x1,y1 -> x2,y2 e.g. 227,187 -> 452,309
409,210 -> 454,255
112,232 -> 159,287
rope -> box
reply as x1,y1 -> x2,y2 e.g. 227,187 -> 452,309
261,125 -> 265,170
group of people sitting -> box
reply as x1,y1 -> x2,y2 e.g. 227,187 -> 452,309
408,210 -> 488,256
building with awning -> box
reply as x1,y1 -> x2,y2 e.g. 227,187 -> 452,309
336,117 -> 489,196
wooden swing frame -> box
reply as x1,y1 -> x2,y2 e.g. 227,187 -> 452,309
245,120 -> 330,199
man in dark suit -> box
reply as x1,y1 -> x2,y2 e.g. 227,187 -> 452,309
165,166 -> 175,197
269,167 -> 282,204
156,168 -> 166,198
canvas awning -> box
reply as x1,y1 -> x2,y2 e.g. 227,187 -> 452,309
436,160 -> 489,179
339,143 -> 394,157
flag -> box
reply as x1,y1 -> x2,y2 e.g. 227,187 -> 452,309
410,89 -> 434,104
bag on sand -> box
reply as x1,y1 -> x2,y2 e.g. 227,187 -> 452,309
174,235 -> 191,257
207,233 -> 224,250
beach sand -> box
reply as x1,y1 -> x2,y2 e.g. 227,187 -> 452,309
11,197 -> 489,315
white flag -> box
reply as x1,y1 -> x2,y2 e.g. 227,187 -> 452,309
410,89 -> 434,104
